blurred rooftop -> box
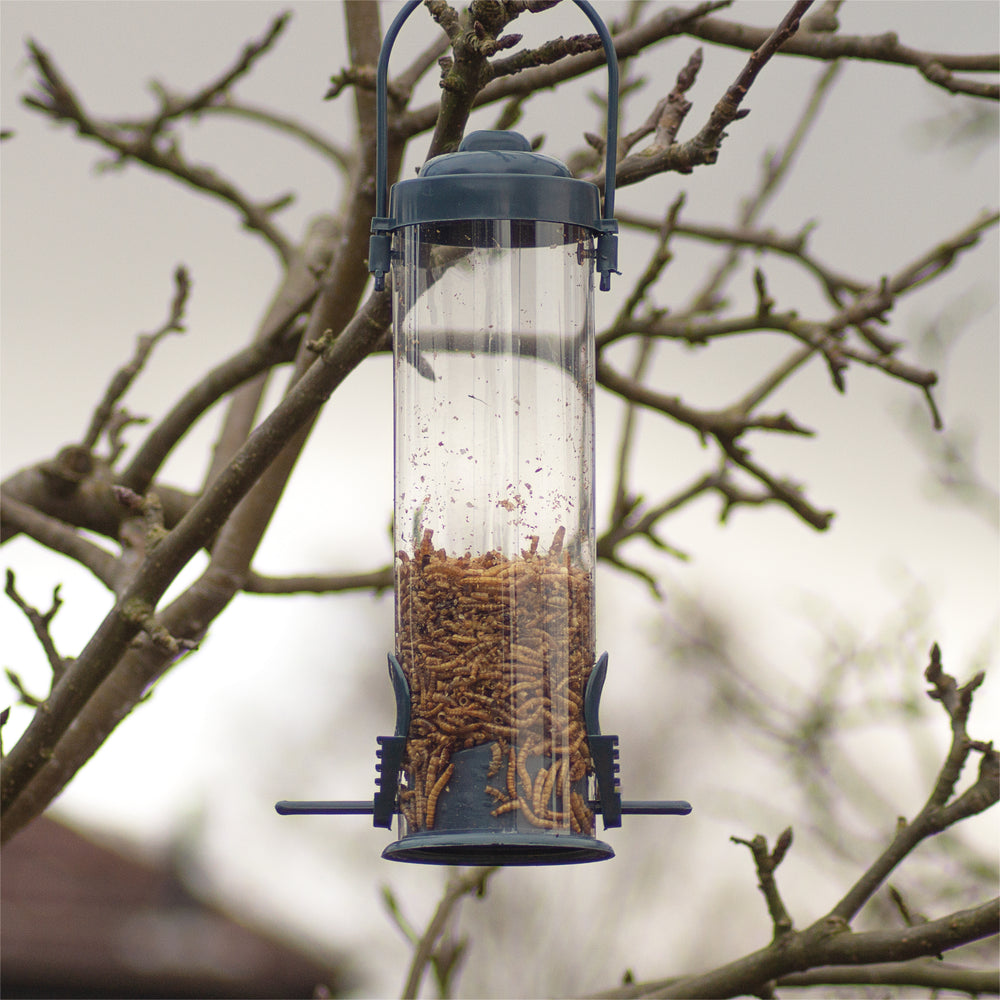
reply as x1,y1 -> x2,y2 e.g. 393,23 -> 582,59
1,815 -> 346,999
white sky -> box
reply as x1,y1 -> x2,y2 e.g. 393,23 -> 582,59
1,2 -> 998,995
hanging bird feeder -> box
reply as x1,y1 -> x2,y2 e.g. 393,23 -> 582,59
277,0 -> 690,865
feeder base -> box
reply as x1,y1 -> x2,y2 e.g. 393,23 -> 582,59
382,829 -> 614,866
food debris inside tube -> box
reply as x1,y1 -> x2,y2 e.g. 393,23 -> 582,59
396,526 -> 595,835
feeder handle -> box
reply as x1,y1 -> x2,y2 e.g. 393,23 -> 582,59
373,0 -> 620,229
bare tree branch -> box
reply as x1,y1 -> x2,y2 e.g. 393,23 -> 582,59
829,645 -> 998,924
2,3 -> 403,836
590,646 -> 998,999
4,570 -> 70,685
775,959 -> 999,995
3,15 -> 996,998
399,1 -> 734,138
685,12 -> 1000,99
0,291 -> 391,826
1,497 -> 118,590
243,566 -> 393,596
80,266 -> 190,454
195,98 -> 355,172
23,39 -> 296,263
399,867 -> 499,1000
731,828 -> 795,939
138,12 -> 291,133
599,902 -> 999,998
121,313 -> 304,494
606,1 -> 815,185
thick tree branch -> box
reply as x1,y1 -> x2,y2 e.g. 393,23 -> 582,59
198,215 -> 338,492
614,900 -> 1000,998
121,313 -> 304,494
1,497 -> 118,590
1,290 -> 391,825
775,959 -> 999,995
2,460 -> 196,547
813,898 -> 999,967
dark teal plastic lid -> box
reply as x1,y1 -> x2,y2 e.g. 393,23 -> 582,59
388,130 -> 602,230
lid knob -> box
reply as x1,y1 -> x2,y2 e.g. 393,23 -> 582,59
458,130 -> 532,153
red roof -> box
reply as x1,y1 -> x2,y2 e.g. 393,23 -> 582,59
2,816 -> 347,999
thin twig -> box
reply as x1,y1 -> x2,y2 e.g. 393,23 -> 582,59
685,58 -> 843,313
81,266 -> 190,454
401,868 -> 499,1000
617,211 -> 865,302
4,570 -> 69,683
731,828 -> 795,939
196,99 -> 354,172
140,12 -> 291,133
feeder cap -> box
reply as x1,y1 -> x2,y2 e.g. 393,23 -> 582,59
420,130 -> 572,178
387,129 -> 601,232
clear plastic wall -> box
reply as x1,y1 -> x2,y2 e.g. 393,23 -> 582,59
391,220 -> 600,860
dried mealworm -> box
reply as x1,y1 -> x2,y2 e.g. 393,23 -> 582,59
491,800 -> 522,817
540,760 -> 559,809
518,794 -> 556,829
396,527 -> 595,834
485,785 -> 508,803
532,767 -> 549,816
558,757 -> 572,805
488,742 -> 503,778
516,745 -> 533,801
424,763 -> 454,830
571,791 -> 592,836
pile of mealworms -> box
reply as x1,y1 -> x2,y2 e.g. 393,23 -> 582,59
395,526 -> 595,835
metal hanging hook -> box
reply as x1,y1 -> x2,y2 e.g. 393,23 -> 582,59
369,0 -> 621,291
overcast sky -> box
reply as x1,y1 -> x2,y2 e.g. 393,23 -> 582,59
1,2 -> 998,994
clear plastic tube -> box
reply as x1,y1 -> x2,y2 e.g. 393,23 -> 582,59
391,221 -> 598,849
